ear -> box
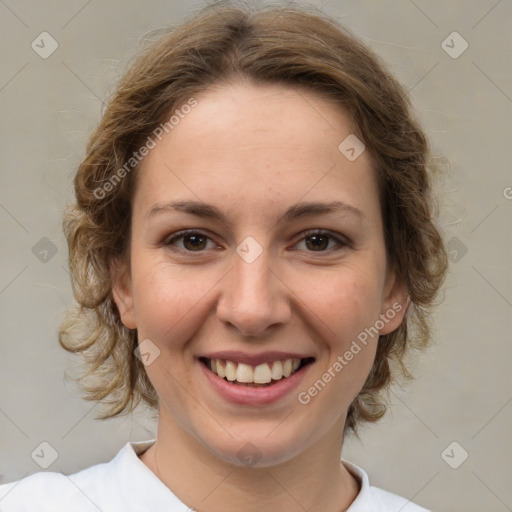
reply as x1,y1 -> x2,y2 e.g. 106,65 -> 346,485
378,266 -> 410,336
111,259 -> 137,330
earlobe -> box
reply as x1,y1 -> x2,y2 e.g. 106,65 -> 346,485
111,260 -> 137,330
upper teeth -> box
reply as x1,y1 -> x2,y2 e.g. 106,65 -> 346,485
208,358 -> 302,384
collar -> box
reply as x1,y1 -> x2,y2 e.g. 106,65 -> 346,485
118,440 -> 380,511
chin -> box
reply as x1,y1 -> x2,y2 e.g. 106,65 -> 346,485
196,422 -> 316,469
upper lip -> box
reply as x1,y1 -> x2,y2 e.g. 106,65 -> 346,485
199,351 -> 315,366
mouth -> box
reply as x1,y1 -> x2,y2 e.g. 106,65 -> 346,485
199,356 -> 315,388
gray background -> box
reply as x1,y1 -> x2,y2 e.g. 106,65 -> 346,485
1,1 -> 511,511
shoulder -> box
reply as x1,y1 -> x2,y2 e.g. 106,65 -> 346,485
342,459 -> 431,512
369,486 -> 431,511
0,441 -> 156,512
0,470 -> 100,512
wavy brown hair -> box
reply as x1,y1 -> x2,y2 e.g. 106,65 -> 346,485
59,0 -> 448,435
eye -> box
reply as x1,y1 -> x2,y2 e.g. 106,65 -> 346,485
293,230 -> 347,252
163,229 -> 348,254
163,230 -> 218,252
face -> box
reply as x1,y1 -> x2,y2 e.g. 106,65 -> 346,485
113,81 -> 408,467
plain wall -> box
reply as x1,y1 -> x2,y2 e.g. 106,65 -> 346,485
1,1 -> 511,511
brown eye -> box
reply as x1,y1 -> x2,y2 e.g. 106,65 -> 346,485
294,230 -> 347,252
164,231 -> 215,252
305,234 -> 330,251
181,234 -> 208,251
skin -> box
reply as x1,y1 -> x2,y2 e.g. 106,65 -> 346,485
112,80 -> 409,512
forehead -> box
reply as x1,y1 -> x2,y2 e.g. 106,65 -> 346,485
134,81 -> 380,224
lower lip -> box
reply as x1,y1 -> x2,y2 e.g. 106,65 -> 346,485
198,360 -> 312,406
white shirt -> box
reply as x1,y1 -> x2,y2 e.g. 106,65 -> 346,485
0,440 -> 430,511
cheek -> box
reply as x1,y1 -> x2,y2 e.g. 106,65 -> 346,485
297,278 -> 381,417
294,294 -> 381,440
298,269 -> 382,392
130,265 -> 217,405
298,265 -> 383,344
131,263 -> 212,348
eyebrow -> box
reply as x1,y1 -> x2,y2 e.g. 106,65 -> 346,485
145,200 -> 363,224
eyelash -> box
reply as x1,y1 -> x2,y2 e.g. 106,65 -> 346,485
163,229 -> 349,254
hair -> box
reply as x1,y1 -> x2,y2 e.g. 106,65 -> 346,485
59,0 -> 448,435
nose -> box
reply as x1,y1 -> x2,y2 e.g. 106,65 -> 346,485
216,246 -> 291,338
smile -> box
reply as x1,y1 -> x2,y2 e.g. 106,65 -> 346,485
200,357 -> 315,387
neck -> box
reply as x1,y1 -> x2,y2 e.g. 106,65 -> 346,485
139,408 -> 360,512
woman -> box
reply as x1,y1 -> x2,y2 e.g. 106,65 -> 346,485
0,1 -> 447,510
